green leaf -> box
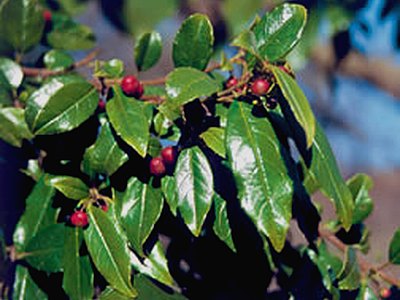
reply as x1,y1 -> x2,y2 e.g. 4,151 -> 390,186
13,265 -> 47,300
200,127 -> 226,158
389,227 -> 400,264
231,30 -> 259,58
24,224 -> 65,273
253,3 -> 307,62
123,0 -> 177,35
135,274 -> 188,300
13,176 -> 57,251
213,194 -> 236,252
130,241 -> 174,287
115,177 -> 163,256
47,15 -> 95,50
225,101 -> 293,251
0,107 -> 33,147
337,247 -> 361,290
0,57 -> 23,88
106,86 -> 150,157
135,31 -> 162,72
82,120 -> 128,176
57,0 -> 88,15
46,175 -> 89,200
44,50 -> 74,71
159,67 -> 221,120
94,59 -> 124,79
0,0 -> 45,52
63,227 -> 94,300
20,159 -> 43,182
148,136 -> 162,158
175,146 -> 214,236
99,287 -> 131,300
161,176 -> 179,216
84,206 -> 136,297
25,80 -> 98,135
272,65 -> 316,148
347,174 -> 373,224
307,123 -> 354,230
173,14 -> 214,70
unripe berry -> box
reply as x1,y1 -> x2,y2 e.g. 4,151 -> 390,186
43,10 -> 52,22
251,78 -> 270,96
121,75 -> 144,98
225,76 -> 238,89
380,288 -> 391,299
70,211 -> 89,227
161,146 -> 177,165
149,157 -> 166,177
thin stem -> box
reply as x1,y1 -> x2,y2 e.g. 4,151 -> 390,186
319,226 -> 400,288
22,49 -> 99,78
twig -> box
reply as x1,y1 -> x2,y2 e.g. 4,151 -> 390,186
319,227 -> 400,288
22,49 -> 99,78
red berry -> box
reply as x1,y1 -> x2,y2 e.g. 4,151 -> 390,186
121,75 -> 144,98
101,204 -> 109,212
43,10 -> 52,22
70,211 -> 89,227
225,76 -> 238,89
149,157 -> 166,177
161,146 -> 177,165
251,78 -> 270,96
98,100 -> 106,111
380,288 -> 391,298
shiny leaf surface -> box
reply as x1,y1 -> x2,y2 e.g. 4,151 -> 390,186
135,31 -> 162,72
213,194 -> 236,252
225,101 -> 293,251
337,247 -> 360,290
0,57 -> 23,88
0,107 -> 33,147
46,175 -> 89,200
13,265 -> 47,300
175,146 -> 214,236
347,173 -> 373,224
161,176 -> 179,216
44,50 -> 74,71
200,127 -> 226,158
135,274 -> 187,300
389,227 -> 400,264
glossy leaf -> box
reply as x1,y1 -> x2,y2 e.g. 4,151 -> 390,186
0,0 -> 44,52
272,66 -> 316,148
44,50 -> 74,71
135,274 -> 187,300
115,177 -> 163,256
25,80 -> 98,135
200,127 -> 226,158
94,59 -> 124,79
173,14 -> 214,70
225,101 -> 293,251
25,224 -> 65,273
82,120 -> 128,176
63,227 -> 94,300
161,176 -> 179,216
84,206 -> 136,297
213,194 -> 236,252
0,57 -> 23,88
231,30 -> 259,58
13,176 -> 57,251
175,146 -> 214,236
20,159 -> 43,182
46,175 -> 89,200
135,31 -> 162,72
130,241 -> 174,287
347,174 -> 373,224
252,3 -> 307,61
0,107 -> 33,147
13,265 -> 47,300
159,67 -> 220,120
337,247 -> 361,290
106,86 -> 150,157
48,16 -> 95,50
389,227 -> 400,264
307,123 -> 354,230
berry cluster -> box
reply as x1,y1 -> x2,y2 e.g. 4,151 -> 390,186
149,146 -> 177,177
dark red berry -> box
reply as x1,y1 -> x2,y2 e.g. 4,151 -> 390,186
225,76 -> 238,89
121,75 -> 144,98
70,211 -> 89,227
101,203 -> 109,212
149,157 -> 166,177
380,288 -> 391,299
251,78 -> 270,96
161,146 -> 177,165
43,10 -> 52,22
98,99 -> 106,111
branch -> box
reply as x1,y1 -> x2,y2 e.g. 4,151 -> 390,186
22,49 -> 99,78
318,227 -> 400,288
